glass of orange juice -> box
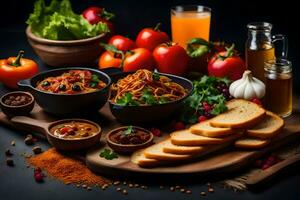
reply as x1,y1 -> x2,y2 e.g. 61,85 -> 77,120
171,5 -> 211,48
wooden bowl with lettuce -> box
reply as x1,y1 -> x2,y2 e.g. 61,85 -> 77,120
26,0 -> 112,67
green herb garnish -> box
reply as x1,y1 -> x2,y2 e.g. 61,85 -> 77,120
99,149 -> 118,160
153,73 -> 160,81
158,96 -> 169,104
89,74 -> 100,88
140,89 -> 157,105
116,93 -> 139,106
123,126 -> 134,135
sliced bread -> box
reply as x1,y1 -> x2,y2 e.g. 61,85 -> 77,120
144,139 -> 193,161
235,138 -> 270,149
209,99 -> 266,128
246,111 -> 284,139
189,120 -> 233,137
170,129 -> 242,146
162,139 -> 206,155
131,149 -> 164,167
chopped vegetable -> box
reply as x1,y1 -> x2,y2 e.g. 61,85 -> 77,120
27,0 -> 110,40
180,76 -> 231,124
123,126 -> 134,135
99,149 -> 118,160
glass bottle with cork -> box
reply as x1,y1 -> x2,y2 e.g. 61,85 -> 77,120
245,22 -> 287,82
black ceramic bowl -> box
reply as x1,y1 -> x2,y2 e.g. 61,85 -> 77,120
109,71 -> 193,124
18,67 -> 111,116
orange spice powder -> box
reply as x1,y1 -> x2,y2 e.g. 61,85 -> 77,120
27,148 -> 110,186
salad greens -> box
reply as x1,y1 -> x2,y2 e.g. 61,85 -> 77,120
116,93 -> 140,106
181,76 -> 231,124
27,0 -> 109,40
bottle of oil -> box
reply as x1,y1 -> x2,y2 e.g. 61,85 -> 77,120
246,22 -> 287,82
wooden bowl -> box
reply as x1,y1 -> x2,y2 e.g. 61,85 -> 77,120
0,91 -> 35,117
106,126 -> 154,154
25,26 -> 107,67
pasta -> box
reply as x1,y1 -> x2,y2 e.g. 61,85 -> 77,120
110,69 -> 187,105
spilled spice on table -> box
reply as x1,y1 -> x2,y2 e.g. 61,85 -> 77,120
27,148 -> 110,186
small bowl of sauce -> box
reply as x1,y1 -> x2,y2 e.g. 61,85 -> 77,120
107,126 -> 154,154
0,91 -> 35,117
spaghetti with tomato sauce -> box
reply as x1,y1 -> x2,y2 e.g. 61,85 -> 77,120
110,69 -> 188,106
36,70 -> 106,94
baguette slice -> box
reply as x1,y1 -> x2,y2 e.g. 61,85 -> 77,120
190,120 -> 233,138
144,139 -> 193,161
235,138 -> 270,149
246,111 -> 284,139
210,99 -> 266,128
170,129 -> 242,146
131,149 -> 164,167
162,139 -> 206,155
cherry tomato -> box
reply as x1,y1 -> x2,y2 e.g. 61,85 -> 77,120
173,122 -> 185,131
153,43 -> 189,75
98,51 -> 122,69
136,23 -> 170,52
108,35 -> 136,51
123,48 -> 155,72
198,116 -> 207,122
208,44 -> 246,80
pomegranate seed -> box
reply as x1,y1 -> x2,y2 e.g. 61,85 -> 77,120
198,116 -> 207,122
151,128 -> 162,137
174,122 -> 185,131
252,98 -> 262,106
34,172 -> 43,182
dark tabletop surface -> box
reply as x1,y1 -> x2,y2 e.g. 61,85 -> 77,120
1,0 -> 300,199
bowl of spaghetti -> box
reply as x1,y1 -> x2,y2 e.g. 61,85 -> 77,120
17,67 -> 111,116
109,69 -> 193,124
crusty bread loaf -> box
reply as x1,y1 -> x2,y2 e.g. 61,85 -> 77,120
210,99 -> 266,128
162,139 -> 205,155
246,111 -> 284,139
190,120 -> 233,137
235,138 -> 270,149
170,129 -> 242,146
144,139 -> 193,161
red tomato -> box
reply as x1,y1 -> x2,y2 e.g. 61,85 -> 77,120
108,35 -> 136,51
98,51 -> 122,69
136,23 -> 170,52
208,45 -> 246,80
153,43 -> 189,75
123,48 -> 155,72
82,7 -> 114,31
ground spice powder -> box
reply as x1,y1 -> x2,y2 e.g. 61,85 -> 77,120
27,148 -> 110,186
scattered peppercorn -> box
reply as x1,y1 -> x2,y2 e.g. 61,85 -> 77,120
180,188 -> 186,193
32,146 -> 42,154
113,181 -> 120,185
6,158 -> 14,166
208,187 -> 214,193
170,186 -> 175,191
11,140 -> 15,146
24,135 -> 34,145
200,191 -> 206,196
186,190 -> 192,194
116,187 -> 121,191
5,149 -> 13,156
122,189 -> 128,195
82,184 -> 87,189
129,183 -> 134,188
134,183 -> 139,188
87,186 -> 92,191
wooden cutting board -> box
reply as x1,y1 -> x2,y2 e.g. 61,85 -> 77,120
1,100 -> 300,176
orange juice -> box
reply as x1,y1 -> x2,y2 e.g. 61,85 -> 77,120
171,8 -> 211,48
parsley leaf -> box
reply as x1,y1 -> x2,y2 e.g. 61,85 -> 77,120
123,126 -> 133,135
89,74 -> 100,88
153,73 -> 160,81
158,96 -> 169,104
140,89 -> 157,105
116,93 -> 140,106
99,149 -> 118,160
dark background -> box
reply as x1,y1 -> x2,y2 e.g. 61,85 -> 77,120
1,1 -> 300,200
0,0 -> 299,93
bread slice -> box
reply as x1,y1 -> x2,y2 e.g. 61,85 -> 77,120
209,99 -> 266,128
235,138 -> 270,149
246,111 -> 284,139
131,149 -> 164,167
170,129 -> 242,146
162,139 -> 206,155
144,139 -> 193,161
190,120 -> 233,137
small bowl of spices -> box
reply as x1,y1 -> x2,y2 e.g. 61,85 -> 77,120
0,91 -> 34,117
107,126 -> 154,154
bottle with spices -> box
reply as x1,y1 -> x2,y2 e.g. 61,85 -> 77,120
264,58 -> 292,117
245,22 -> 287,82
